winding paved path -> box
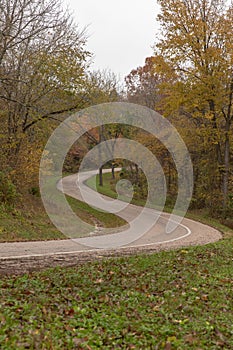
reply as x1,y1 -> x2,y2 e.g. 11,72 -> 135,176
0,170 -> 222,274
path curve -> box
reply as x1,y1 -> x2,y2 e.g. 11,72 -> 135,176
0,170 -> 222,274
57,169 -> 193,249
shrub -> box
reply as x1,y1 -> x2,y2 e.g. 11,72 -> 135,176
0,171 -> 18,205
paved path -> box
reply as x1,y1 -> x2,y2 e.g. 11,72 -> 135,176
0,170 -> 222,274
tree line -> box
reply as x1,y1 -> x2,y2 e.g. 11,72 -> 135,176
0,0 -> 119,202
125,0 -> 233,217
0,0 -> 232,219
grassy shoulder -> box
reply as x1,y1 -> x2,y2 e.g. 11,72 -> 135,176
0,237 -> 232,349
86,171 -> 233,237
0,189 -> 126,242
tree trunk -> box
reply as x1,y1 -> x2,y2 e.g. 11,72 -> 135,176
222,121 -> 230,214
98,125 -> 104,186
111,163 -> 115,179
99,166 -> 103,186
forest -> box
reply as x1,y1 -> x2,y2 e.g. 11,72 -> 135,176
0,0 -> 233,236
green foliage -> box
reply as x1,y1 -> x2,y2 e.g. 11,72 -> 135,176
0,172 -> 18,205
0,238 -> 233,348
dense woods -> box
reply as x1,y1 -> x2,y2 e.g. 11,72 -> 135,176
0,0 -> 232,221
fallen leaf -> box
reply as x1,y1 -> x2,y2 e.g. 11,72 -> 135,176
94,278 -> 103,284
184,334 -> 197,344
164,342 -> 172,350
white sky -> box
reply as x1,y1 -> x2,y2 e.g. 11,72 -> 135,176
64,0 -> 160,81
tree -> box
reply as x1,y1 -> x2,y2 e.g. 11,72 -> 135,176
63,70 -> 123,185
125,56 -> 160,109
0,0 -> 90,188
87,69 -> 120,105
0,0 -> 89,144
154,0 -> 233,214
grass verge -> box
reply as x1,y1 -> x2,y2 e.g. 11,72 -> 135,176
0,191 -> 126,242
0,238 -> 233,349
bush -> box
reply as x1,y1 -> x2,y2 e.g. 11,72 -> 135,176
0,171 -> 18,205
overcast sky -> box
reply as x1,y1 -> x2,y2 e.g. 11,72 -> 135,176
64,0 -> 160,81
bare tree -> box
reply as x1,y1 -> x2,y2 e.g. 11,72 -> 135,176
0,0 -> 90,150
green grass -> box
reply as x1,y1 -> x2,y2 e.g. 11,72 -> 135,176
67,195 -> 126,229
0,203 -> 65,242
0,237 -> 233,349
0,192 -> 126,242
85,172 -> 147,207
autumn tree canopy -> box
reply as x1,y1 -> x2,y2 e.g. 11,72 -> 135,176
153,0 -> 233,212
125,56 -> 160,109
